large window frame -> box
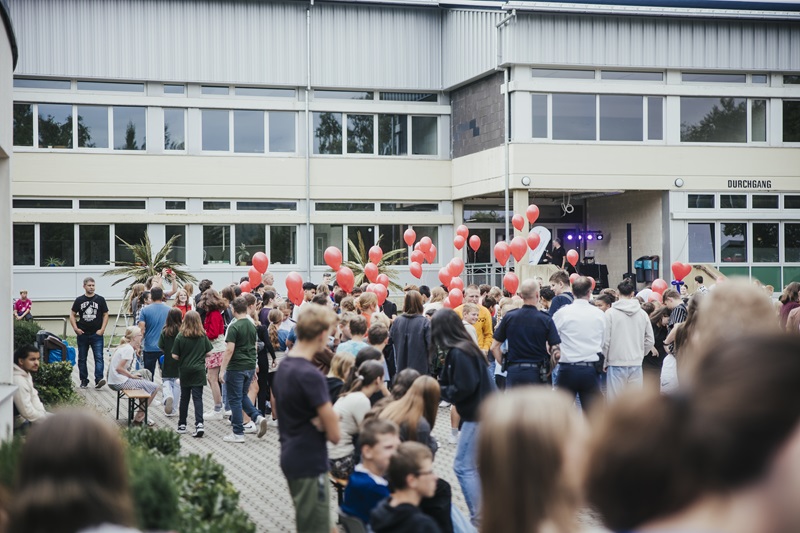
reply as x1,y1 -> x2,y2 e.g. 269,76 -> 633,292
202,224 -> 299,266
201,109 -> 297,154
312,223 -> 439,266
313,112 -> 439,157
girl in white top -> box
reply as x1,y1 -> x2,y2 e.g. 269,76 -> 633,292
108,326 -> 159,425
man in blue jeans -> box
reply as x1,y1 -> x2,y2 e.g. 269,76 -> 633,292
70,277 -> 109,389
137,287 -> 171,379
220,296 -> 267,443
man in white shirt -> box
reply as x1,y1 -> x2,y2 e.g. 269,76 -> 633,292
552,277 -> 605,412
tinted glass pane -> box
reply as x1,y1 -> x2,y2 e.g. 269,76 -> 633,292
269,112 -> 296,153
115,224 -> 147,264
165,225 -> 186,263
113,107 -> 146,150
78,81 -> 144,92
752,99 -> 767,142
13,199 -> 72,209
553,94 -> 596,141
203,201 -> 230,210
203,226 -> 231,264
14,78 -> 70,89
752,266 -> 781,289
313,112 -> 342,154
314,225 -> 343,265
753,223 -> 779,262
270,226 -> 297,265
380,93 -> 436,102
783,101 -> 800,142
164,84 -> 185,94
40,223 -> 74,267
688,194 -> 715,208
13,104 -> 33,146
380,203 -> 438,212
165,201 -> 186,210
79,225 -> 110,265
648,97 -> 664,140
201,86 -> 229,95
234,110 -> 265,153
532,94 -> 548,138
77,106 -> 109,148
411,116 -> 437,155
753,195 -> 778,209
347,114 -> 374,154
13,225 -> 35,266
786,196 -> 800,209
601,71 -> 663,81
721,223 -> 747,263
164,108 -> 185,150
721,194 -> 746,208
348,226 -> 375,250
202,110 -> 229,151
784,75 -> 800,85
235,224 -> 266,264
785,224 -> 800,262
681,97 -> 746,143
237,201 -> 297,211
315,90 -> 373,100
80,200 -> 146,209
533,69 -> 593,79
378,225 -> 407,262
682,73 -> 746,83
378,114 -> 408,156
600,95 -> 643,141
412,226 -> 439,251
752,75 -> 768,84
688,223 -> 715,262
38,104 -> 73,149
236,87 -> 294,97
317,202 -> 374,212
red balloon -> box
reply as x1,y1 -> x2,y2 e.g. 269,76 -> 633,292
408,250 -> 423,265
589,276 -> 596,291
419,236 -> 432,254
526,231 -> 541,251
364,262 -> 379,283
248,266 -> 261,288
324,246 -> 342,271
369,246 -> 384,265
456,225 -> 469,240
510,236 -> 527,262
410,262 -> 423,279
566,249 -> 579,267
449,258 -> 465,277
671,261 -> 692,282
448,288 -> 463,308
469,235 -> 481,252
449,277 -> 464,292
240,281 -> 252,293
373,284 -> 388,306
285,272 -> 303,296
290,290 -> 303,307
503,272 -> 520,295
414,242 -> 421,252
512,214 -> 525,232
404,228 -> 416,247
442,297 -> 453,309
494,242 -> 511,267
651,279 -> 668,294
337,266 -> 355,293
425,244 -> 437,264
376,273 -> 390,288
569,273 -> 580,285
252,252 -> 269,274
526,204 -> 540,225
648,292 -> 662,303
438,267 -> 453,287
453,235 -> 466,250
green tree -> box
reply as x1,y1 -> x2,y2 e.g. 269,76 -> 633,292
315,112 -> 342,154
681,98 -> 747,143
123,121 -> 139,150
13,104 -> 34,146
38,112 -> 73,148
347,114 -> 374,153
164,123 -> 185,150
339,231 -> 407,291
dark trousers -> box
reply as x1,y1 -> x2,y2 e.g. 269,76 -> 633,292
420,478 -> 455,533
143,351 -> 162,380
256,352 -> 271,416
179,386 -> 204,427
506,363 -> 545,388
77,333 -> 104,385
555,363 -> 600,412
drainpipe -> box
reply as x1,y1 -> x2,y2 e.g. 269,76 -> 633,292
496,10 -> 515,272
305,3 -> 313,278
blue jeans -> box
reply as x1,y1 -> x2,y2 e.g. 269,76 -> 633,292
143,351 -> 162,381
506,363 -> 544,388
454,421 -> 481,525
555,363 -> 600,412
225,369 -> 261,435
607,365 -> 643,401
162,377 -> 181,406
77,333 -> 104,384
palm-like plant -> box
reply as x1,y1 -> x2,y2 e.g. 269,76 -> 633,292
339,232 -> 407,291
103,233 -> 197,300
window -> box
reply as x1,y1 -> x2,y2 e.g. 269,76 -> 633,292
378,225 -> 407,262
600,95 -> 643,141
721,223 -> 747,262
313,112 -> 342,154
784,75 -> 800,85
314,225 -> 343,265
165,225 -> 186,264
601,71 -> 663,81
752,75 -> 768,84
79,225 -> 110,265
234,110 -> 265,153
553,94 -> 595,141
688,194 -> 715,208
165,200 -> 186,210
270,226 -> 297,265
13,225 -> 35,266
202,109 -> 230,151
115,224 -> 147,264
380,203 -> 438,212
783,101 -> 800,142
315,90 -> 373,100
201,86 -> 229,95
648,97 -> 664,141
411,116 -> 437,155
752,99 -> 767,142
533,69 -> 594,79
78,81 -> 144,92
347,114 -> 374,154
785,224 -> 800,262
203,226 -> 231,264
269,112 -> 296,153
80,200 -> 146,209
681,97 -> 746,143
786,196 -> 800,209
411,226 -> 439,253
14,199 -> 72,209
378,114 -> 408,155
164,84 -> 185,95
348,226 -> 375,249
235,87 -> 294,98
316,202 -> 374,212
164,108 -> 185,150
13,104 -> 33,146
753,223 -> 779,262
113,107 -> 146,150
38,104 -> 73,148
381,92 -> 437,103
682,73 -> 746,83
77,106 -> 109,148
753,195 -> 778,209
14,78 -> 70,90
237,201 -> 297,211
203,201 -> 230,210
721,195 -> 746,209
235,224 -> 266,265
531,94 -> 547,138
40,223 -> 74,267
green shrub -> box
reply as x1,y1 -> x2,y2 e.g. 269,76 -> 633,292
13,320 -> 43,350
124,426 -> 181,457
127,447 -> 180,531
32,361 -> 79,406
0,436 -> 23,489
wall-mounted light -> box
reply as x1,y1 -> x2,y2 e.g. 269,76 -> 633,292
521,176 -> 531,186
675,178 -> 685,188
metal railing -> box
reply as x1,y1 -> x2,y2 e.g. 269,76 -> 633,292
465,263 -> 510,288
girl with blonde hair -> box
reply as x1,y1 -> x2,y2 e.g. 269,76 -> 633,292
356,292 -> 379,328
173,288 -> 191,317
379,375 -> 440,452
424,286 -> 446,312
107,326 -> 158,425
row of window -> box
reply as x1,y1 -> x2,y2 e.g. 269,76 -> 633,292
532,68 -> 799,85
687,221 -> 800,264
687,194 -> 800,210
312,113 -> 438,156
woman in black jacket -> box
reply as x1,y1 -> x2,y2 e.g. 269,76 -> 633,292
390,291 -> 431,375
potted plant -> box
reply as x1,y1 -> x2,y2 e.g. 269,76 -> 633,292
236,243 -> 251,266
45,257 -> 65,267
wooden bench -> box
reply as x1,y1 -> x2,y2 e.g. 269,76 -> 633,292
329,473 -> 348,506
116,389 -> 151,427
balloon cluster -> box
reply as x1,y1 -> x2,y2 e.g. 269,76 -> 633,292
403,228 -> 439,280
492,204 -> 541,267
239,252 -> 269,294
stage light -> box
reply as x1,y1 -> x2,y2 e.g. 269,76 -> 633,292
597,233 -> 603,241
566,234 -> 574,241
578,234 -> 583,240
587,234 -> 593,240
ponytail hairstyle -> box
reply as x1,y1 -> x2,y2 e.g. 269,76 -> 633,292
343,360 -> 385,396
118,326 -> 141,346
267,309 -> 283,350
342,346 -> 382,392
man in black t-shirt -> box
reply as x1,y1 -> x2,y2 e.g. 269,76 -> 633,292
69,277 -> 109,389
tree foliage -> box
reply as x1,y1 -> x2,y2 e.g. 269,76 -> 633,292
339,231 -> 406,291
681,97 -> 746,143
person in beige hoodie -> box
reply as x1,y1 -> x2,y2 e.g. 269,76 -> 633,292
13,345 -> 49,430
602,279 -> 654,402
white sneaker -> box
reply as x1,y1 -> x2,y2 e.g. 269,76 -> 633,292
223,433 -> 245,443
256,416 -> 268,438
165,411 -> 178,418
439,401 -> 451,408
203,410 -> 223,421
242,422 -> 257,434
223,410 -> 232,418
448,432 -> 460,445
267,418 -> 279,428
164,397 -> 174,415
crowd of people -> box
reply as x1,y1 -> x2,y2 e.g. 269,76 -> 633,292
10,265 -> 800,533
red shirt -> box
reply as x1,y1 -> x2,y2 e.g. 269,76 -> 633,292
14,298 -> 31,317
